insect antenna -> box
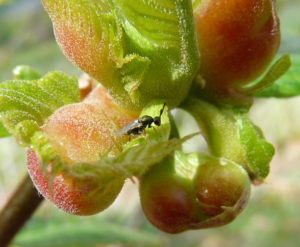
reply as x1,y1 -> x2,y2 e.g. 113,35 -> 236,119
159,103 -> 167,118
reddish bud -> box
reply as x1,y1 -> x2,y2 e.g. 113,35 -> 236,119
194,0 -> 280,95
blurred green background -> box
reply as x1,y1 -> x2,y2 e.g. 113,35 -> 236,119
1,0 -> 300,246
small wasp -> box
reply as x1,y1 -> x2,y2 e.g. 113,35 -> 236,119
117,103 -> 166,136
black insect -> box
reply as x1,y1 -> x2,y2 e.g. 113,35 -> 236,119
117,103 -> 166,136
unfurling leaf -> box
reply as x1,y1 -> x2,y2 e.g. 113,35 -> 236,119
241,54 -> 291,95
255,54 -> 300,98
0,70 -> 79,145
238,118 -> 274,181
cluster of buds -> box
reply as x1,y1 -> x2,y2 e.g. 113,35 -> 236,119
0,0 -> 285,234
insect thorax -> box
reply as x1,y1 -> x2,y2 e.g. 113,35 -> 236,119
138,115 -> 153,125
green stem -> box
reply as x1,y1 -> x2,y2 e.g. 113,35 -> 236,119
180,97 -> 247,166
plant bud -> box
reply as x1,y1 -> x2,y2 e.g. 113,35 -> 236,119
193,159 -> 251,217
194,0 -> 280,98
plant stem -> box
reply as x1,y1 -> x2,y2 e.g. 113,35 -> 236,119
0,174 -> 44,247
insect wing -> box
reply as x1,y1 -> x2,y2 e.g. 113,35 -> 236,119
117,120 -> 141,136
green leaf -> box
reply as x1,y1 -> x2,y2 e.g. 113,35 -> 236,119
67,133 -> 198,182
255,54 -> 300,97
238,118 -> 274,181
14,217 -> 165,247
0,66 -> 42,138
240,54 -> 292,95
0,71 -> 79,144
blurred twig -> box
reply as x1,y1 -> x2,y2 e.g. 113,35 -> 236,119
0,174 -> 44,247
